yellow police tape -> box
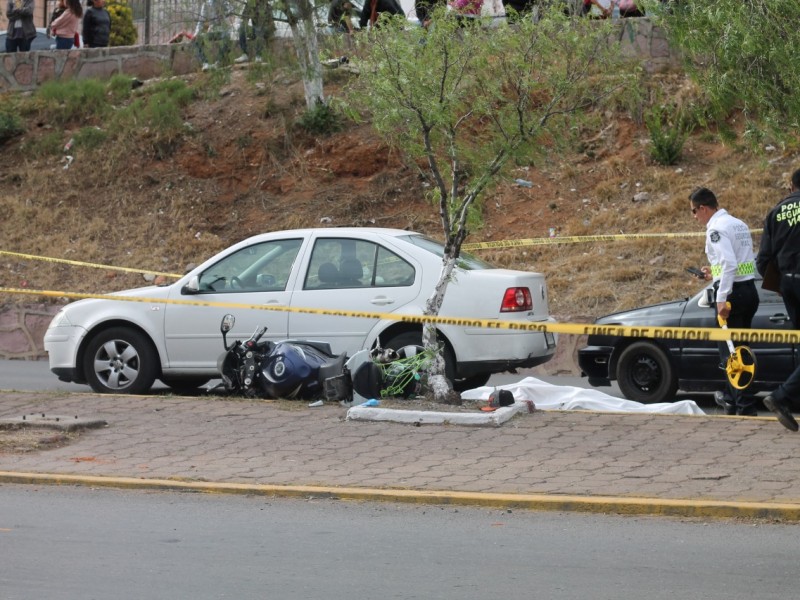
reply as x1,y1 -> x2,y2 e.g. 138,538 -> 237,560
462,229 -> 761,251
0,250 -> 183,279
1,286 -> 796,345
3,228 -> 763,281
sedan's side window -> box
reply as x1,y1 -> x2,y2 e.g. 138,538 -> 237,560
304,239 -> 415,289
197,239 -> 302,293
373,246 -> 415,287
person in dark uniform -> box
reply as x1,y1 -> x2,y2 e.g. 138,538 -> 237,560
756,168 -> 800,432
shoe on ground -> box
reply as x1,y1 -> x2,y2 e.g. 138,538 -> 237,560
714,391 -> 736,416
763,395 -> 799,432
234,54 -> 249,64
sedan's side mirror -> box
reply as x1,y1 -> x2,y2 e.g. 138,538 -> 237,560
181,275 -> 200,295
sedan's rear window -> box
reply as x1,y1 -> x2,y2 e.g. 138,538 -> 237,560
399,235 -> 493,270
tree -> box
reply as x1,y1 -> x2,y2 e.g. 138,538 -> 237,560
648,0 -> 800,140
346,6 -> 634,402
274,0 -> 325,110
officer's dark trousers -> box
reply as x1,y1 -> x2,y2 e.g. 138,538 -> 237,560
715,279 -> 759,415
772,275 -> 800,407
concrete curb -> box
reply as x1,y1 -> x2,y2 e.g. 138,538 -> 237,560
346,401 -> 528,426
2,471 -> 800,521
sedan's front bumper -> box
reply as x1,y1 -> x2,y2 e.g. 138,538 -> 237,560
577,345 -> 614,385
43,323 -> 86,383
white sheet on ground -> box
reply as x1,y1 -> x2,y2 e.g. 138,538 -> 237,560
461,376 -> 705,415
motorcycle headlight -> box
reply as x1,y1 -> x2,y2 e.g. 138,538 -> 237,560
272,358 -> 286,378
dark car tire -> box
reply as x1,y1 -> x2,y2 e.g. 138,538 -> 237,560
82,327 -> 158,394
616,341 -> 678,404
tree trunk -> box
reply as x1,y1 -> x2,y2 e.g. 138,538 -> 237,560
422,254 -> 460,404
285,0 -> 325,110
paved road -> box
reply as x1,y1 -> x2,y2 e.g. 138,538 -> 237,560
4,485 -> 798,600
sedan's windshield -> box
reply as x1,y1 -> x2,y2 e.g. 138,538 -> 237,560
400,235 -> 493,270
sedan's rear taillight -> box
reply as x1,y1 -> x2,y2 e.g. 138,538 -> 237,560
500,287 -> 533,312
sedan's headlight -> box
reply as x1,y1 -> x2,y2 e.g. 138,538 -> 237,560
48,310 -> 74,328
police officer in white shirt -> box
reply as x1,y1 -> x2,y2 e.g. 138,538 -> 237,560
690,187 -> 759,416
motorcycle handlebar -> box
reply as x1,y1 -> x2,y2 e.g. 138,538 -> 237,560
249,326 -> 267,345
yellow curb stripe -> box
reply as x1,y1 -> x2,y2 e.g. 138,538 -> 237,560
1,471 -> 798,521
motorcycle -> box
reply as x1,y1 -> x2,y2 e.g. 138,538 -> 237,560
215,314 -> 351,402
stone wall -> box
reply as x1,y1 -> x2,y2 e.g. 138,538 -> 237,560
1,17 -> 679,92
0,43 -> 200,92
0,304 -> 58,360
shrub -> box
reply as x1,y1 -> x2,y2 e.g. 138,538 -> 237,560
645,104 -> 689,166
20,131 -> 64,157
107,74 -> 137,102
296,102 -> 342,136
35,79 -> 109,126
0,110 -> 24,145
74,126 -> 109,149
146,79 -> 196,107
107,0 -> 137,46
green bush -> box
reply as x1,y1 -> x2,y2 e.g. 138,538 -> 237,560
146,79 -> 196,107
74,126 -> 109,148
645,105 -> 689,166
0,110 -> 24,145
107,0 -> 138,46
35,79 -> 109,126
296,102 -> 342,136
107,74 -> 137,103
20,131 -> 64,158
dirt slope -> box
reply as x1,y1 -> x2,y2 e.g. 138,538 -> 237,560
2,66 -> 798,324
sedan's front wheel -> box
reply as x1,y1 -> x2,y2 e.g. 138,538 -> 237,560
616,341 -> 678,404
82,327 -> 158,394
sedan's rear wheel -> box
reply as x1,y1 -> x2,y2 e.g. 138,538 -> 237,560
82,327 -> 158,394
384,331 -> 456,383
616,341 -> 678,403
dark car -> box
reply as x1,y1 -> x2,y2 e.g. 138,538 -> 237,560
577,278 -> 797,404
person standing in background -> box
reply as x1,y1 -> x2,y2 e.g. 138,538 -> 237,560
82,0 -> 110,48
50,0 -> 83,49
4,0 -> 36,52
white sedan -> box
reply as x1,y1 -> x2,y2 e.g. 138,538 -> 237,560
45,228 -> 557,394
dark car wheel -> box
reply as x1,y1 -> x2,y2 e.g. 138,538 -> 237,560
82,327 -> 158,394
616,341 -> 678,403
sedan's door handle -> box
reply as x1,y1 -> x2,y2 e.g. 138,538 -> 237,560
370,296 -> 395,306
770,314 -> 790,322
